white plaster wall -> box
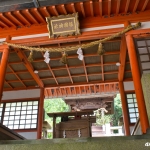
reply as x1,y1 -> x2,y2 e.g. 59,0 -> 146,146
123,81 -> 135,91
131,21 -> 150,29
2,89 -> 40,100
18,132 -> 37,139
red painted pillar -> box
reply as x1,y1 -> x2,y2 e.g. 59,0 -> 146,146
37,88 -> 44,139
0,47 -> 9,102
126,34 -> 149,133
119,82 -> 130,135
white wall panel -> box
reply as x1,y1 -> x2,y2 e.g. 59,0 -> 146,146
123,81 -> 135,91
2,89 -> 40,100
18,132 -> 37,139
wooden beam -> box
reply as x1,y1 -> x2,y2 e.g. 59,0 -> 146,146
90,1 -> 94,17
141,0 -> 149,11
41,52 -> 58,85
14,48 -> 44,88
125,0 -> 130,13
52,6 -> 59,16
116,0 -> 121,14
101,55 -> 104,81
71,3 -> 76,13
108,0 -> 111,16
80,2 -> 85,17
25,9 -> 38,24
0,13 -> 16,27
126,34 -> 149,133
37,88 -> 44,139
5,80 -> 13,89
15,11 -> 31,26
118,36 -> 127,81
42,7 -> 50,17
119,82 -> 130,135
0,21 -> 9,28
6,12 -> 24,26
61,5 -> 67,15
66,64 -> 73,84
34,8 -> 45,23
83,59 -> 89,82
133,0 -> 140,12
99,0 -> 102,17
8,65 -> 27,87
0,48 -> 9,101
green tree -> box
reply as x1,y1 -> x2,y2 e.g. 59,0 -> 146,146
113,94 -> 123,126
44,98 -> 69,138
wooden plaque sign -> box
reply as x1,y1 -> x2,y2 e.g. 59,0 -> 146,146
46,13 -> 80,38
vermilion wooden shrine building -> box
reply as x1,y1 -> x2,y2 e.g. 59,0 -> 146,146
0,0 -> 150,143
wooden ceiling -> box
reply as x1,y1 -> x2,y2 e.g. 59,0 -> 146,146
0,0 -> 150,29
1,0 -> 145,98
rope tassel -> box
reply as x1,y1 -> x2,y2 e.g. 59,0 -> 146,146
60,52 -> 68,64
97,43 -> 105,55
28,50 -> 33,62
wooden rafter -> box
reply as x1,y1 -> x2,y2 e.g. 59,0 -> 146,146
15,11 -> 31,26
101,55 -> 104,81
5,80 -> 13,89
71,3 -> 76,13
42,7 -> 50,17
33,8 -> 45,23
90,1 -> 94,17
6,69 -> 131,83
61,5 -> 67,15
82,59 -> 89,82
25,9 -> 38,24
0,13 -> 15,27
80,2 -> 85,17
141,0 -> 149,11
133,0 -> 140,12
8,65 -> 26,87
0,21 -> 8,28
99,0 -> 102,17
118,36 -> 127,81
7,61 -> 128,74
116,0 -> 120,14
6,12 -> 24,26
14,48 -> 44,88
41,51 -> 58,85
125,0 -> 130,13
108,0 -> 111,16
58,44 -> 73,84
52,6 -> 59,16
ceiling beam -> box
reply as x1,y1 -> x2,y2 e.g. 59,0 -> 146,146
7,61 -> 129,74
41,51 -> 58,85
52,6 -> 59,16
133,0 -> 140,12
6,12 -> 24,26
14,48 -> 44,88
125,0 -> 130,13
116,0 -> 120,14
42,7 -> 50,17
15,11 -> 31,26
33,8 -> 45,23
90,1 -> 94,17
25,9 -> 38,24
80,2 -> 85,17
99,0 -> 102,17
71,3 -> 76,13
108,0 -> 111,16
141,0 -> 149,11
101,55 -> 104,81
61,5 -> 67,15
8,65 -> 26,87
118,36 -> 127,81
